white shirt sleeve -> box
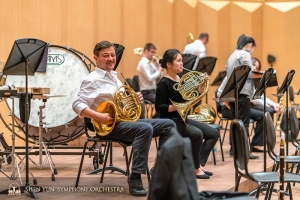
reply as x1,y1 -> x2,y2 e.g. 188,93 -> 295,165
72,79 -> 98,118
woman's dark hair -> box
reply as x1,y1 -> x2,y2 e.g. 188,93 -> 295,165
159,49 -> 181,69
236,34 -> 256,50
252,57 -> 261,71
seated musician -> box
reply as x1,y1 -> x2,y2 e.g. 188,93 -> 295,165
155,49 -> 219,179
72,40 -> 177,197
251,57 -> 281,120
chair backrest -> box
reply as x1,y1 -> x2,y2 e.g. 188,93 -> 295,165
289,106 -> 299,142
264,112 -> 278,159
125,78 -> 133,88
84,117 -> 95,138
131,75 -> 140,92
230,119 -> 250,178
214,88 -> 222,115
289,86 -> 295,102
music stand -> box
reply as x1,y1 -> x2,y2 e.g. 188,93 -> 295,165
211,70 -> 226,86
178,54 -> 197,77
3,38 -> 47,199
195,57 -> 217,103
215,65 -> 251,188
113,44 -> 125,71
277,70 -> 295,158
251,68 -> 275,172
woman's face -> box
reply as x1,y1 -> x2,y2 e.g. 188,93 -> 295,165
167,53 -> 183,73
253,60 -> 260,72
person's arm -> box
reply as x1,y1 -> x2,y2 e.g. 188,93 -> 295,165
137,62 -> 161,82
155,81 -> 176,113
72,79 -> 113,124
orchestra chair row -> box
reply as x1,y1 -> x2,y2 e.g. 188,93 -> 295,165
231,119 -> 300,200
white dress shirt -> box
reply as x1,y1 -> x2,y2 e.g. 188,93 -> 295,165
137,57 -> 161,91
183,40 -> 206,70
72,67 -> 122,117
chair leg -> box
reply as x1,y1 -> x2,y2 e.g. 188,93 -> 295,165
287,182 -> 293,200
100,142 -> 111,183
75,139 -> 90,187
211,148 -> 216,165
146,167 -> 150,185
234,174 -> 241,191
122,145 -> 130,176
221,120 -> 229,146
219,136 -> 224,161
255,183 -> 262,199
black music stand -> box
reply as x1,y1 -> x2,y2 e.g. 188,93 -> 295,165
277,70 -> 295,159
113,44 -> 125,71
195,57 -> 217,103
2,38 -> 47,199
179,54 -> 197,77
211,70 -> 226,86
251,68 -> 275,172
214,65 -> 251,188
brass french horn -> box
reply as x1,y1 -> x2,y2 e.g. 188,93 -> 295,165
170,67 -> 209,122
134,47 -> 162,61
92,81 -> 142,136
186,33 -> 194,44
187,104 -> 216,124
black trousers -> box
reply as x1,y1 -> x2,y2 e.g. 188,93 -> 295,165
221,94 -> 264,146
87,118 -> 176,175
141,90 -> 156,104
171,118 -> 219,168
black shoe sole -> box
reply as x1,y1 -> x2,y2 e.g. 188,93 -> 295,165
252,147 -> 264,152
196,174 -> 210,179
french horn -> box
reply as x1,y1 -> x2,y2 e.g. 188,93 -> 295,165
187,104 -> 216,124
133,47 -> 161,61
92,82 -> 141,136
186,33 -> 194,44
170,67 -> 209,122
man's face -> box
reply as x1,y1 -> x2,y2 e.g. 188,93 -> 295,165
94,46 -> 116,71
202,37 -> 209,45
145,48 -> 156,60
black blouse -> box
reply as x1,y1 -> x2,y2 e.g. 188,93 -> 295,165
155,77 -> 187,119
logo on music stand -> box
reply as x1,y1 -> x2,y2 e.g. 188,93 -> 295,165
8,182 -> 21,195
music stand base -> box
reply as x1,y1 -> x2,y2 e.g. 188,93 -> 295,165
87,166 -> 127,175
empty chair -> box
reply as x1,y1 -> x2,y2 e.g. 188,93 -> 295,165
231,119 -> 300,199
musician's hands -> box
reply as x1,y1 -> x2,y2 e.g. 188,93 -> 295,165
99,113 -> 114,125
152,56 -> 159,67
168,105 -> 177,112
204,72 -> 209,80
136,92 -> 144,104
224,102 -> 230,110
273,104 -> 281,113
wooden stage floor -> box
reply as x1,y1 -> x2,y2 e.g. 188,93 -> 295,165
0,129 -> 300,200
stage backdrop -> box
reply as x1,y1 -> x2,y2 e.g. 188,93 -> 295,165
0,0 -> 299,146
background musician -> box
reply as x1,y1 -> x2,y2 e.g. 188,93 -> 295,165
72,40 -> 177,196
217,34 -> 264,156
183,32 -> 209,70
250,57 -> 281,120
137,43 -> 163,104
155,49 -> 219,179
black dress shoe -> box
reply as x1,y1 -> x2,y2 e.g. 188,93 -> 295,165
127,178 -> 147,196
252,147 -> 264,152
249,153 -> 259,159
203,171 -> 213,176
196,174 -> 210,179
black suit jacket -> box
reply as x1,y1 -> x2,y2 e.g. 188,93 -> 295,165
148,127 -> 199,200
